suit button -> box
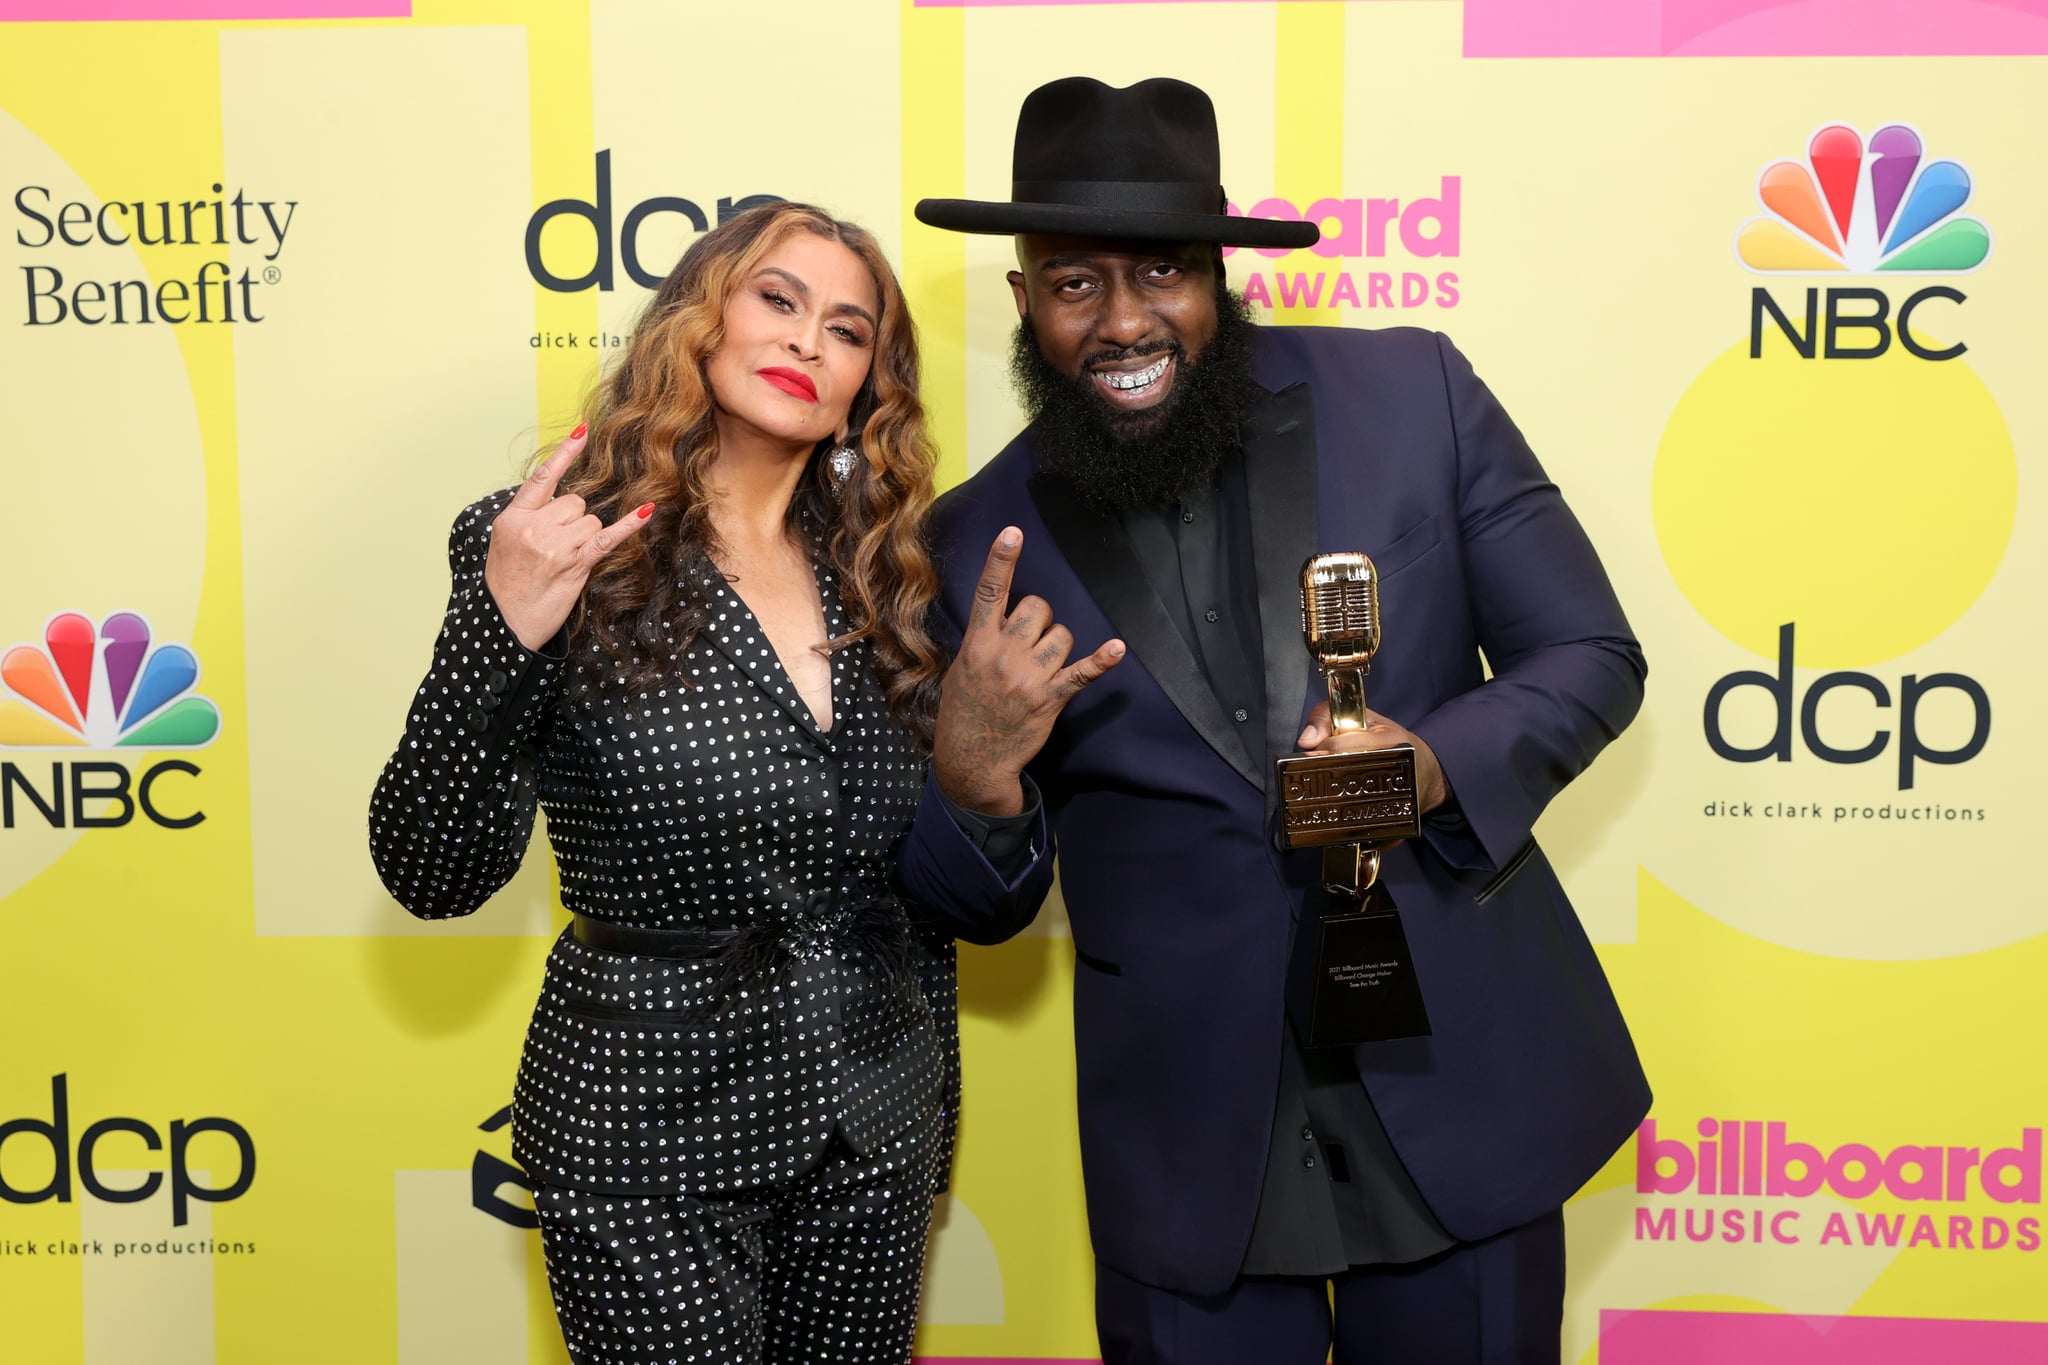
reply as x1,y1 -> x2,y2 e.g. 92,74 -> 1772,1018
479,691 -> 502,714
485,668 -> 510,695
1204,609 -> 1219,623
1234,709 -> 1249,723
1303,1154 -> 1317,1170
1302,1126 -> 1314,1142
465,711 -> 489,734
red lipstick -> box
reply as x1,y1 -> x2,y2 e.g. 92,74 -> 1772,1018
758,367 -> 818,402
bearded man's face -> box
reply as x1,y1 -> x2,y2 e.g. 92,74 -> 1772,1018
1007,234 -> 1260,513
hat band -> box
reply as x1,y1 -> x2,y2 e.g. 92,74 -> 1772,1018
1011,178 -> 1226,217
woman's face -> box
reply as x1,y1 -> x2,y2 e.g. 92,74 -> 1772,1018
706,231 -> 881,457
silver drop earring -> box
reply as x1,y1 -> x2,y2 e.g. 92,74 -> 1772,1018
828,443 -> 859,492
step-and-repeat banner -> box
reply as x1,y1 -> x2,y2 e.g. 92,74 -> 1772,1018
2,2 -> 2042,1361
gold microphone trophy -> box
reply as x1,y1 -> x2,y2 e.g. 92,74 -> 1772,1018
1273,553 -> 1433,1044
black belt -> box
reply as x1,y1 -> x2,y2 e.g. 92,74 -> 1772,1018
570,886 -> 917,993
571,915 -> 729,959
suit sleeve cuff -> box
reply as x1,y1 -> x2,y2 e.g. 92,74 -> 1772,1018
438,588 -> 567,749
916,769 -> 1049,896
937,774 -> 1043,879
1409,710 -> 1533,873
1416,795 -> 1491,873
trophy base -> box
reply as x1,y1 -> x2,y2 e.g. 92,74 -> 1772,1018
1288,883 -> 1433,1045
1275,744 -> 1421,850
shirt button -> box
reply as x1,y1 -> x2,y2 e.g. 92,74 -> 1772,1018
1182,511 -> 1195,523
1234,708 -> 1249,723
485,668 -> 510,695
1303,1154 -> 1317,1169
1204,609 -> 1219,623
465,711 -> 489,734
1302,1126 -> 1315,1142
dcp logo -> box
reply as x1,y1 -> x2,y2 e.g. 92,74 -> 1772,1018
1703,624 -> 1990,790
524,151 -> 781,293
0,1075 -> 255,1228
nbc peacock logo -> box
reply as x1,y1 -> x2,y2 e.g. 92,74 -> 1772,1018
1736,123 -> 1992,275
0,612 -> 219,750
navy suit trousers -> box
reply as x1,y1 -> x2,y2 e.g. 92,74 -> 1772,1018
1094,1210 -> 1566,1365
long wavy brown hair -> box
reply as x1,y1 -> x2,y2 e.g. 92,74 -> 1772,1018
555,202 -> 944,744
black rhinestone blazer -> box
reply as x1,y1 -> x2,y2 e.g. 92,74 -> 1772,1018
369,491 -> 957,1197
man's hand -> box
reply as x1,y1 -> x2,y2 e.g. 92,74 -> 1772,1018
1297,701 -> 1452,816
932,527 -> 1125,815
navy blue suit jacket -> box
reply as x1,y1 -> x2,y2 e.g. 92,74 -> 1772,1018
896,324 -> 1651,1296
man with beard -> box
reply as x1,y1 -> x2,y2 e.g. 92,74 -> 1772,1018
894,77 -> 1649,1363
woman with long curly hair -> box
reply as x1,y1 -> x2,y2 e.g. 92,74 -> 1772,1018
368,202 -> 967,1362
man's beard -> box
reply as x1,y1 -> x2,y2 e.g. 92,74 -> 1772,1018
1009,285 -> 1261,514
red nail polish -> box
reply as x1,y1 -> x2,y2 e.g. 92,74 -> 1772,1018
570,422 -> 588,441
636,503 -> 654,519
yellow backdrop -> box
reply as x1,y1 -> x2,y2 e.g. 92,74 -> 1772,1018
2,2 -> 2042,1361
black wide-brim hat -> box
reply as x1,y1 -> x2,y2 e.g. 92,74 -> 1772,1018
915,76 -> 1321,251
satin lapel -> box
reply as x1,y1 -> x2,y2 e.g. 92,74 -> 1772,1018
1246,382 -> 1320,825
1027,472 -> 1261,790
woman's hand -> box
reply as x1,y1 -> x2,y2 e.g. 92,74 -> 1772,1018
484,425 -> 655,651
